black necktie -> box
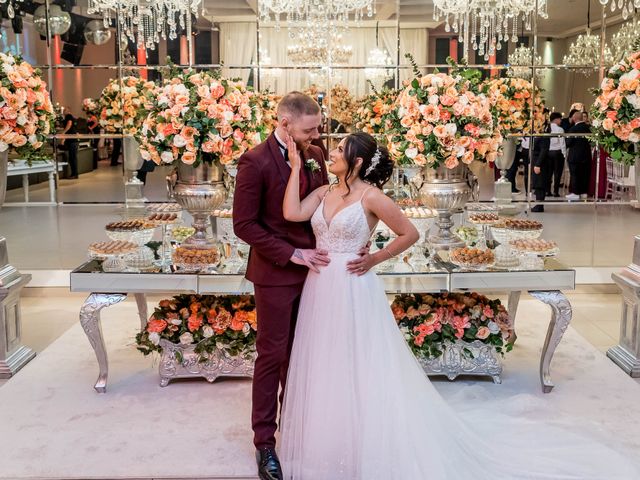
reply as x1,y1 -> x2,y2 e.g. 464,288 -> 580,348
275,139 -> 288,162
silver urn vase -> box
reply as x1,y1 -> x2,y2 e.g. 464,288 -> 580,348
418,340 -> 503,384
418,163 -> 470,250
170,159 -> 228,246
494,139 -> 517,205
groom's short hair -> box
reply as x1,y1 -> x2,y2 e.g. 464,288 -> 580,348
277,91 -> 321,119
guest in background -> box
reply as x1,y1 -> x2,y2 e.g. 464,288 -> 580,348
531,114 -> 551,212
566,110 -> 592,200
61,108 -> 79,179
87,112 -> 100,170
548,112 -> 566,197
560,108 -> 578,134
506,136 -> 530,195
582,111 -> 590,125
110,138 -> 122,166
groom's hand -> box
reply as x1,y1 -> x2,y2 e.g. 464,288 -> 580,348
290,248 -> 331,273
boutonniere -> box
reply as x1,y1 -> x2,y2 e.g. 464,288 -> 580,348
305,158 -> 320,173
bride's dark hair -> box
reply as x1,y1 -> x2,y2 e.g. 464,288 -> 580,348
343,132 -> 393,194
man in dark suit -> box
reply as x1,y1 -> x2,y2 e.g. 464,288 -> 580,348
566,110 -> 592,200
233,92 -> 330,480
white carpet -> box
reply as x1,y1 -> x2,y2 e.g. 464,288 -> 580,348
1,299 -> 640,480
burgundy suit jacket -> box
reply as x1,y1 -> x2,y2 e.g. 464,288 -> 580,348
233,133 -> 329,286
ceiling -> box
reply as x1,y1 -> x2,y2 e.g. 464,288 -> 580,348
203,0 -> 622,38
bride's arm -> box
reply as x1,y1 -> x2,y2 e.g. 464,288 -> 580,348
282,134 -> 329,222
347,189 -> 420,275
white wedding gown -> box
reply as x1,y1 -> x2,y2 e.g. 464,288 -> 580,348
279,193 -> 638,479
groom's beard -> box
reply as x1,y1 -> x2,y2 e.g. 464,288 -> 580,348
295,139 -> 311,152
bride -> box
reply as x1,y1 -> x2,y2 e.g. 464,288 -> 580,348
279,131 -> 638,479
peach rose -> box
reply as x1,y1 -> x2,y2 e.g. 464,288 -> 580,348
182,151 -> 197,165
231,310 -> 249,331
147,318 -> 168,333
476,326 -> 490,340
188,313 -> 203,332
444,155 -> 459,169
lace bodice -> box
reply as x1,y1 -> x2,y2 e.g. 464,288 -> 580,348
311,196 -> 373,254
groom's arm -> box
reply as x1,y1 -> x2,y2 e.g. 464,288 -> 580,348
233,154 -> 296,267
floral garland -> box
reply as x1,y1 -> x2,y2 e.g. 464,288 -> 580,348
136,294 -> 257,359
484,77 -> 546,136
387,61 -> 502,168
354,87 -> 399,135
0,52 -> 55,161
98,76 -> 156,134
591,50 -> 640,166
138,69 -> 262,166
392,292 -> 513,359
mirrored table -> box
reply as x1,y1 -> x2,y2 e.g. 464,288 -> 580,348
71,258 -> 575,394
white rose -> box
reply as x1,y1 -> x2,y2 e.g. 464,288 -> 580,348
629,132 -> 640,143
487,321 -> 500,334
455,145 -> 466,158
444,123 -> 457,136
160,151 -> 174,164
149,332 -> 160,345
154,132 -> 165,142
203,325 -> 214,338
405,147 -> 418,159
173,135 -> 187,148
16,115 -> 27,126
158,95 -> 169,106
431,76 -> 443,88
28,134 -> 37,145
2,63 -> 14,75
621,69 -> 640,81
242,323 -> 251,336
428,95 -> 439,105
458,95 -> 469,106
179,332 -> 194,345
626,94 -> 640,110
0,141 -> 8,152
223,110 -> 234,122
170,318 -> 182,326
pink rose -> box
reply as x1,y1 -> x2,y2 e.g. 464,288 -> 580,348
444,156 -> 459,169
476,326 -> 490,340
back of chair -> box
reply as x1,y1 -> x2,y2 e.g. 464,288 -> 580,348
606,157 -> 615,182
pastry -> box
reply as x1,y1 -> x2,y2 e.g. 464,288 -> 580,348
510,239 -> 557,252
450,247 -> 495,266
173,246 -> 220,265
88,240 -> 138,255
146,203 -> 182,213
105,219 -> 155,231
147,212 -> 179,224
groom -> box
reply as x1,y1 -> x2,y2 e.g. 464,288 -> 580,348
233,92 -> 330,480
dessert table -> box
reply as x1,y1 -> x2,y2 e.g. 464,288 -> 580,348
70,258 -> 575,394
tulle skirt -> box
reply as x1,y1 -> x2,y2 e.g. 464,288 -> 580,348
280,253 -> 638,479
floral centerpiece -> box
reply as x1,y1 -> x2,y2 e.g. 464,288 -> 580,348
138,68 -> 262,167
354,86 -> 399,135
82,97 -> 100,117
391,292 -> 513,359
387,58 -> 502,168
0,52 -> 55,161
329,84 -> 356,130
484,77 -> 546,136
98,76 -> 156,134
255,91 -> 281,139
591,50 -> 640,165
136,294 -> 257,359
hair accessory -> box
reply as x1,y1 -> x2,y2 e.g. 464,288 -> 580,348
365,148 -> 382,176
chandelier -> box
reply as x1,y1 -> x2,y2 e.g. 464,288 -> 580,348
287,31 -> 353,65
259,48 -> 282,79
87,0 -> 203,50
433,0 -> 548,61
259,0 -> 375,35
507,44 -> 545,80
599,0 -> 640,20
563,30 -> 614,76
365,47 -> 394,86
612,16 -> 640,60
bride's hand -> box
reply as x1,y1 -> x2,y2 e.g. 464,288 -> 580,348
285,133 -> 302,170
347,252 -> 377,276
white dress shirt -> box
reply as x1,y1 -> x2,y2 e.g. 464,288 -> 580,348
274,130 -> 291,167
549,123 -> 567,157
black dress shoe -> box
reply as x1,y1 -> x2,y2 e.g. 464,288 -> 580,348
256,448 -> 283,480
531,205 -> 544,213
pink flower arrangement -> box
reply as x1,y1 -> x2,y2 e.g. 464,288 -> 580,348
392,292 -> 513,359
98,76 -> 156,134
0,52 -> 55,160
484,77 -> 546,135
354,87 -> 399,135
138,69 -> 262,167
136,294 -> 257,358
387,70 -> 502,168
82,97 -> 99,117
256,91 -> 281,138
591,51 -> 640,166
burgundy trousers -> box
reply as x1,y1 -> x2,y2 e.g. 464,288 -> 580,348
252,282 -> 304,449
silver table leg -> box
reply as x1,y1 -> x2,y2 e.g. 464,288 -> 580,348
529,290 -> 572,394
80,293 -> 127,393
507,290 -> 521,343
134,293 -> 148,330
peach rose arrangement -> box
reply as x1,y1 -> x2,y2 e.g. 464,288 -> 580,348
138,69 -> 261,167
591,51 -> 640,166
484,77 -> 546,136
98,76 -> 156,134
354,87 -> 399,135
256,90 -> 281,138
387,61 -> 502,169
82,97 -> 100,117
136,294 -> 257,359
0,52 -> 55,160
392,292 -> 513,359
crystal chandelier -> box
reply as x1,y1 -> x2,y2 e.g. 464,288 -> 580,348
287,31 -> 353,65
612,16 -> 640,60
365,47 -> 394,86
259,0 -> 375,35
563,30 -> 614,76
433,0 -> 548,61
599,0 -> 640,20
87,0 -> 203,50
259,48 -> 282,78
507,44 -> 545,80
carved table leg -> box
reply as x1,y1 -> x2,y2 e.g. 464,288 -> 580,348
507,290 -> 522,344
80,293 -> 127,393
529,290 -> 572,394
134,293 -> 148,331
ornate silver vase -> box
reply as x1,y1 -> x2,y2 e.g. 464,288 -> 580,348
494,139 -> 517,205
170,159 -> 228,246
418,163 -> 470,249
158,338 -> 256,387
418,340 -> 503,383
